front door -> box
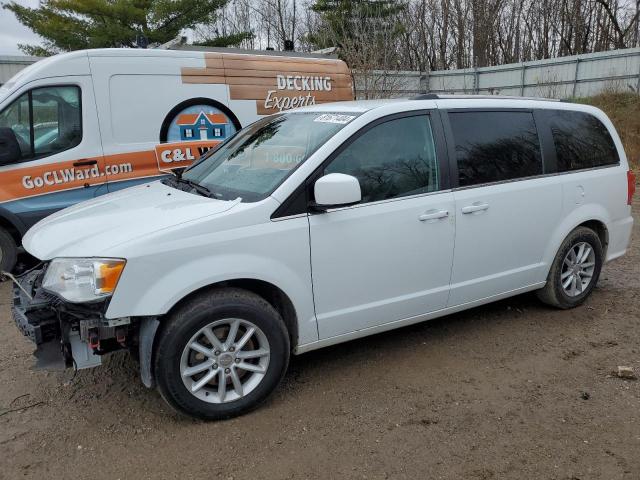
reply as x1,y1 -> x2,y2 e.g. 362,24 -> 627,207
0,77 -> 108,229
309,112 -> 455,339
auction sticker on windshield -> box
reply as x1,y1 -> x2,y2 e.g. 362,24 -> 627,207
313,114 -> 356,124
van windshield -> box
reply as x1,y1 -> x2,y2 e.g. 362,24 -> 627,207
175,112 -> 358,202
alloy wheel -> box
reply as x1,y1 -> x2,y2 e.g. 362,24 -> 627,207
561,241 -> 596,297
179,318 -> 270,403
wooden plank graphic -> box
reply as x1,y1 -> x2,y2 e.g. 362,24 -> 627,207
182,53 -> 354,115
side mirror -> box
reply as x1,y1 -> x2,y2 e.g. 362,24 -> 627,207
0,127 -> 21,165
312,173 -> 361,210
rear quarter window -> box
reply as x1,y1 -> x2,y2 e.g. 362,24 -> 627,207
547,110 -> 619,171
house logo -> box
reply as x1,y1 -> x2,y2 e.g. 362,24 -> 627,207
156,105 -> 237,170
176,111 -> 228,141
163,104 -> 236,143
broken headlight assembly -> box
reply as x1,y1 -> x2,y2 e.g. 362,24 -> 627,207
42,258 -> 126,303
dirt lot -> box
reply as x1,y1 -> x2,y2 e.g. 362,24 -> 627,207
1,202 -> 639,480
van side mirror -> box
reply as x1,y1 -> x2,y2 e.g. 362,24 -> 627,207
312,173 -> 361,211
0,128 -> 21,165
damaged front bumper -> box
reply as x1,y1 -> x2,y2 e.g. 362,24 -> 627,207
10,266 -> 134,370
12,269 -> 59,345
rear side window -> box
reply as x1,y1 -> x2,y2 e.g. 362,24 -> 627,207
449,111 -> 543,187
325,114 -> 439,203
547,110 -> 619,171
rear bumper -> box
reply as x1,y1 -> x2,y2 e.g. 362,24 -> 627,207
606,215 -> 634,262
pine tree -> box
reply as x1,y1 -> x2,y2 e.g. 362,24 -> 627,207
309,0 -> 404,50
3,0 -> 251,56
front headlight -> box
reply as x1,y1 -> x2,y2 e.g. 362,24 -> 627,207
42,258 -> 126,303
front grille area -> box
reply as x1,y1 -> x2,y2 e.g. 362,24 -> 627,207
11,268 -> 60,345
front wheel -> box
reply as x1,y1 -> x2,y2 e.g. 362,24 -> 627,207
537,226 -> 603,309
154,288 -> 290,420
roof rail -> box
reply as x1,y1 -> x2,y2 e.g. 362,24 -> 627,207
169,44 -> 339,59
411,93 -> 439,100
411,93 -> 561,102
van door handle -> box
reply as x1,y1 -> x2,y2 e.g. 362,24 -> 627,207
418,209 -> 449,221
461,202 -> 490,214
73,159 -> 97,167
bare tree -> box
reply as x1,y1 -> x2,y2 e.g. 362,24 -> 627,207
200,0 -> 640,74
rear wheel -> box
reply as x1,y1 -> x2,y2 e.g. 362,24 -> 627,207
537,227 -> 603,309
154,288 -> 290,420
0,227 -> 17,273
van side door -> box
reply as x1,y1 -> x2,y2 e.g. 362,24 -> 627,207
443,109 -> 562,306
0,77 -> 107,229
308,112 -> 455,339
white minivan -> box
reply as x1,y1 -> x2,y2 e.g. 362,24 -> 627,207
11,96 -> 635,419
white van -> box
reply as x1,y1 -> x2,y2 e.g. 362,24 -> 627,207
11,96 -> 635,420
0,48 -> 353,270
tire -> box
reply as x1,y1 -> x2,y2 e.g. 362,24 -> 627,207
0,227 -> 17,273
537,226 -> 603,309
154,288 -> 290,420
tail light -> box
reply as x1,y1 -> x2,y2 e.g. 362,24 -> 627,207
628,169 -> 636,205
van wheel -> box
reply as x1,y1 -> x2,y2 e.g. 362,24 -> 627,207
537,227 -> 603,309
154,288 -> 290,420
0,227 -> 17,273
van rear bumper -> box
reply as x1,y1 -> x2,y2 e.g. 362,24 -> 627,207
606,215 -> 634,262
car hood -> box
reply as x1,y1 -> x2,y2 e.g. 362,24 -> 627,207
23,181 -> 240,259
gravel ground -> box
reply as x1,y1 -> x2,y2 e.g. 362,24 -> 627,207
0,201 -> 638,480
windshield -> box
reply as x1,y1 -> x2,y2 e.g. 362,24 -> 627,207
176,112 -> 358,202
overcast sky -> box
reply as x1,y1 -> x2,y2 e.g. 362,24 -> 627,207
0,0 -> 43,56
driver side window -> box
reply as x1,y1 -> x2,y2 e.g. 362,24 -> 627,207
0,92 -> 31,160
325,114 -> 440,204
0,85 -> 81,163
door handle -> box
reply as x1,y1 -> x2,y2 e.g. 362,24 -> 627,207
73,159 -> 97,167
461,202 -> 489,214
418,209 -> 449,221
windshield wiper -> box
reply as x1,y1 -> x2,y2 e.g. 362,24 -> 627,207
166,171 -> 214,198
179,178 -> 214,198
